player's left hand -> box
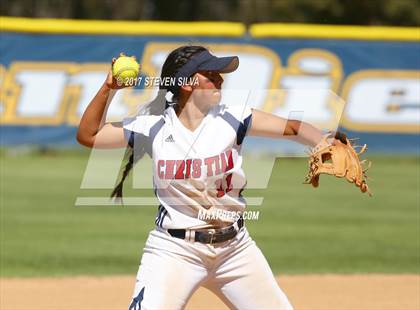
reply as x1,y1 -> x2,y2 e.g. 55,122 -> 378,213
304,131 -> 372,195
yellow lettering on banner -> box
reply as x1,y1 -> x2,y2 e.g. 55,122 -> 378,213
0,62 -> 77,125
286,49 -> 342,90
341,70 -> 420,133
0,62 -> 140,126
263,49 -> 344,130
65,63 -> 136,125
210,43 -> 282,111
0,65 -> 7,118
207,43 -> 282,92
0,45 -> 418,134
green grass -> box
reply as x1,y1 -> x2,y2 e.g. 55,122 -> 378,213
1,150 -> 419,276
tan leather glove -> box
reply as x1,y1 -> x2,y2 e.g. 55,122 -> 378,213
304,132 -> 372,196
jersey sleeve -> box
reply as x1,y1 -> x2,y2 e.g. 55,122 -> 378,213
223,104 -> 253,145
124,114 -> 165,149
123,115 -> 148,148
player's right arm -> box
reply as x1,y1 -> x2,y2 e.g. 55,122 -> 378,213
76,59 -> 128,149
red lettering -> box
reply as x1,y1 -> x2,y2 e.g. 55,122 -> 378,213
215,179 -> 223,197
165,160 -> 175,179
158,154 -> 229,180
185,159 -> 192,178
215,173 -> 233,198
221,150 -> 234,172
220,153 -> 227,172
214,154 -> 221,175
157,160 -> 165,179
225,173 -> 233,193
226,150 -> 234,171
204,156 -> 218,177
175,160 -> 185,179
192,159 -> 201,178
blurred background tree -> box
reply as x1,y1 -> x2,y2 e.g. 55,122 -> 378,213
1,0 -> 419,26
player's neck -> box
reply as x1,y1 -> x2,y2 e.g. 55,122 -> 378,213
175,98 -> 210,132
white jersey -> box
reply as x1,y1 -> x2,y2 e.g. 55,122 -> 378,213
123,104 -> 252,229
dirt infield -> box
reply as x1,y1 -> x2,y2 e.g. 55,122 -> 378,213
1,274 -> 419,310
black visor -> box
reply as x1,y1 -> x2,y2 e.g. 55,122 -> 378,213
167,50 -> 239,93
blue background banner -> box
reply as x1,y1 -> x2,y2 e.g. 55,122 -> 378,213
1,30 -> 419,152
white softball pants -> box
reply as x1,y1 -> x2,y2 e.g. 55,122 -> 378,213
128,227 -> 293,310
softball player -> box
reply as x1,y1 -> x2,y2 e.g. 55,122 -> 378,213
77,45 -> 328,310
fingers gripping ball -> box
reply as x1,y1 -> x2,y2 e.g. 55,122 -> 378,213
112,55 -> 140,87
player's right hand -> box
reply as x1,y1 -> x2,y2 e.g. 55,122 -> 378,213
105,53 -> 134,90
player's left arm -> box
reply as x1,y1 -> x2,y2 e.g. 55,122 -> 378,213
248,109 -> 323,147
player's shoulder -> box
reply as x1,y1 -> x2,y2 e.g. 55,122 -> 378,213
218,104 -> 253,122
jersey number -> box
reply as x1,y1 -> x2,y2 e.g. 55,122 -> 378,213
215,173 -> 233,198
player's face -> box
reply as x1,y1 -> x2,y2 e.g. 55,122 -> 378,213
191,71 -> 224,107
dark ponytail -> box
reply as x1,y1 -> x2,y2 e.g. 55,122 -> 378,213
110,150 -> 134,200
111,45 -> 207,201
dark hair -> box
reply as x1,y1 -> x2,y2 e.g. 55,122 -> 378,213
160,45 -> 207,102
111,45 -> 207,201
